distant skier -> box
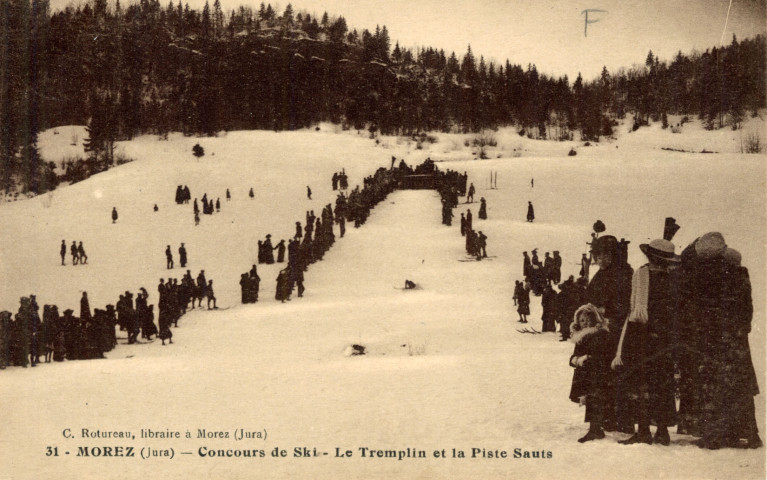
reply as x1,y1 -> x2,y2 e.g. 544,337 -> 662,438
112,207 -> 118,223
307,186 -> 312,200
467,183 -> 475,203
215,198 -> 220,212
249,188 -> 254,199
179,243 -> 187,268
77,241 -> 88,264
531,178 -> 534,188
527,201 -> 535,222
226,188 -> 231,201
153,204 -> 158,212
60,240 -> 66,265
165,245 -> 174,269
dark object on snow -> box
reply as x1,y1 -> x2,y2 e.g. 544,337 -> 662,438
568,148 -> 577,156
350,344 -> 366,355
112,207 -> 118,223
405,280 -> 416,289
153,204 -> 158,212
192,144 -> 204,157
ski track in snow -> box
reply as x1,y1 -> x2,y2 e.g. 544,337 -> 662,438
0,121 -> 765,479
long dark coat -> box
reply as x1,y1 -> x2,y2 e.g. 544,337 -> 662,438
478,199 -> 487,219
680,254 -> 759,443
616,266 -> 679,427
517,286 -> 531,315
569,326 -> 612,423
541,287 -> 559,332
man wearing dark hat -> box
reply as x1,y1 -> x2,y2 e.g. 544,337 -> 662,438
611,238 -> 680,445
584,234 -> 634,434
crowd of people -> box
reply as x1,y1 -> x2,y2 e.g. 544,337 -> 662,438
550,225 -> 761,450
266,166 -> 399,303
0,267 -> 221,369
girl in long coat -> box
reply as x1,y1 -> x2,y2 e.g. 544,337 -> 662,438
569,303 -> 612,442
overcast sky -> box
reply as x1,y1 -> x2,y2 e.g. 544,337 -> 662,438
51,0 -> 766,81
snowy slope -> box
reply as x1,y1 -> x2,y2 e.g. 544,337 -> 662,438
0,122 -> 765,480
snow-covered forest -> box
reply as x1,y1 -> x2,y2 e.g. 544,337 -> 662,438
1,0 -> 765,196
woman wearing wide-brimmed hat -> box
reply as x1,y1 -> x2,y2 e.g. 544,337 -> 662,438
611,238 -> 680,446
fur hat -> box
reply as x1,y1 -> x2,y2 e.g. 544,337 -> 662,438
695,232 -> 727,259
640,238 -> 680,263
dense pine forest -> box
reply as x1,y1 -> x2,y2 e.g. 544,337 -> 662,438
1,0 -> 765,193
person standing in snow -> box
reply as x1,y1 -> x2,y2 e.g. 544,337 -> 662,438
206,280 -> 217,309
249,188 -> 254,199
527,201 -> 535,222
226,188 -> 231,201
77,242 -> 87,264
275,268 -> 292,302
477,231 -> 487,259
215,198 -> 220,212
263,235 -> 275,264
517,282 -> 531,323
165,245 -> 174,269
249,265 -> 261,302
307,186 -> 312,200
568,304 -> 612,443
478,197 -> 487,220
112,207 -> 118,223
466,183 -> 475,203
240,273 -> 251,304
179,243 -> 187,268
585,235 -> 634,435
552,251 -> 563,284
274,239 -> 286,263
611,237 -> 680,446
70,241 -> 79,265
60,240 -> 66,265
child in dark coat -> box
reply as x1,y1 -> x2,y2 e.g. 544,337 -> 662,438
569,303 -> 612,443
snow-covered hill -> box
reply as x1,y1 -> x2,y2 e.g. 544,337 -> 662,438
0,120 -> 764,480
